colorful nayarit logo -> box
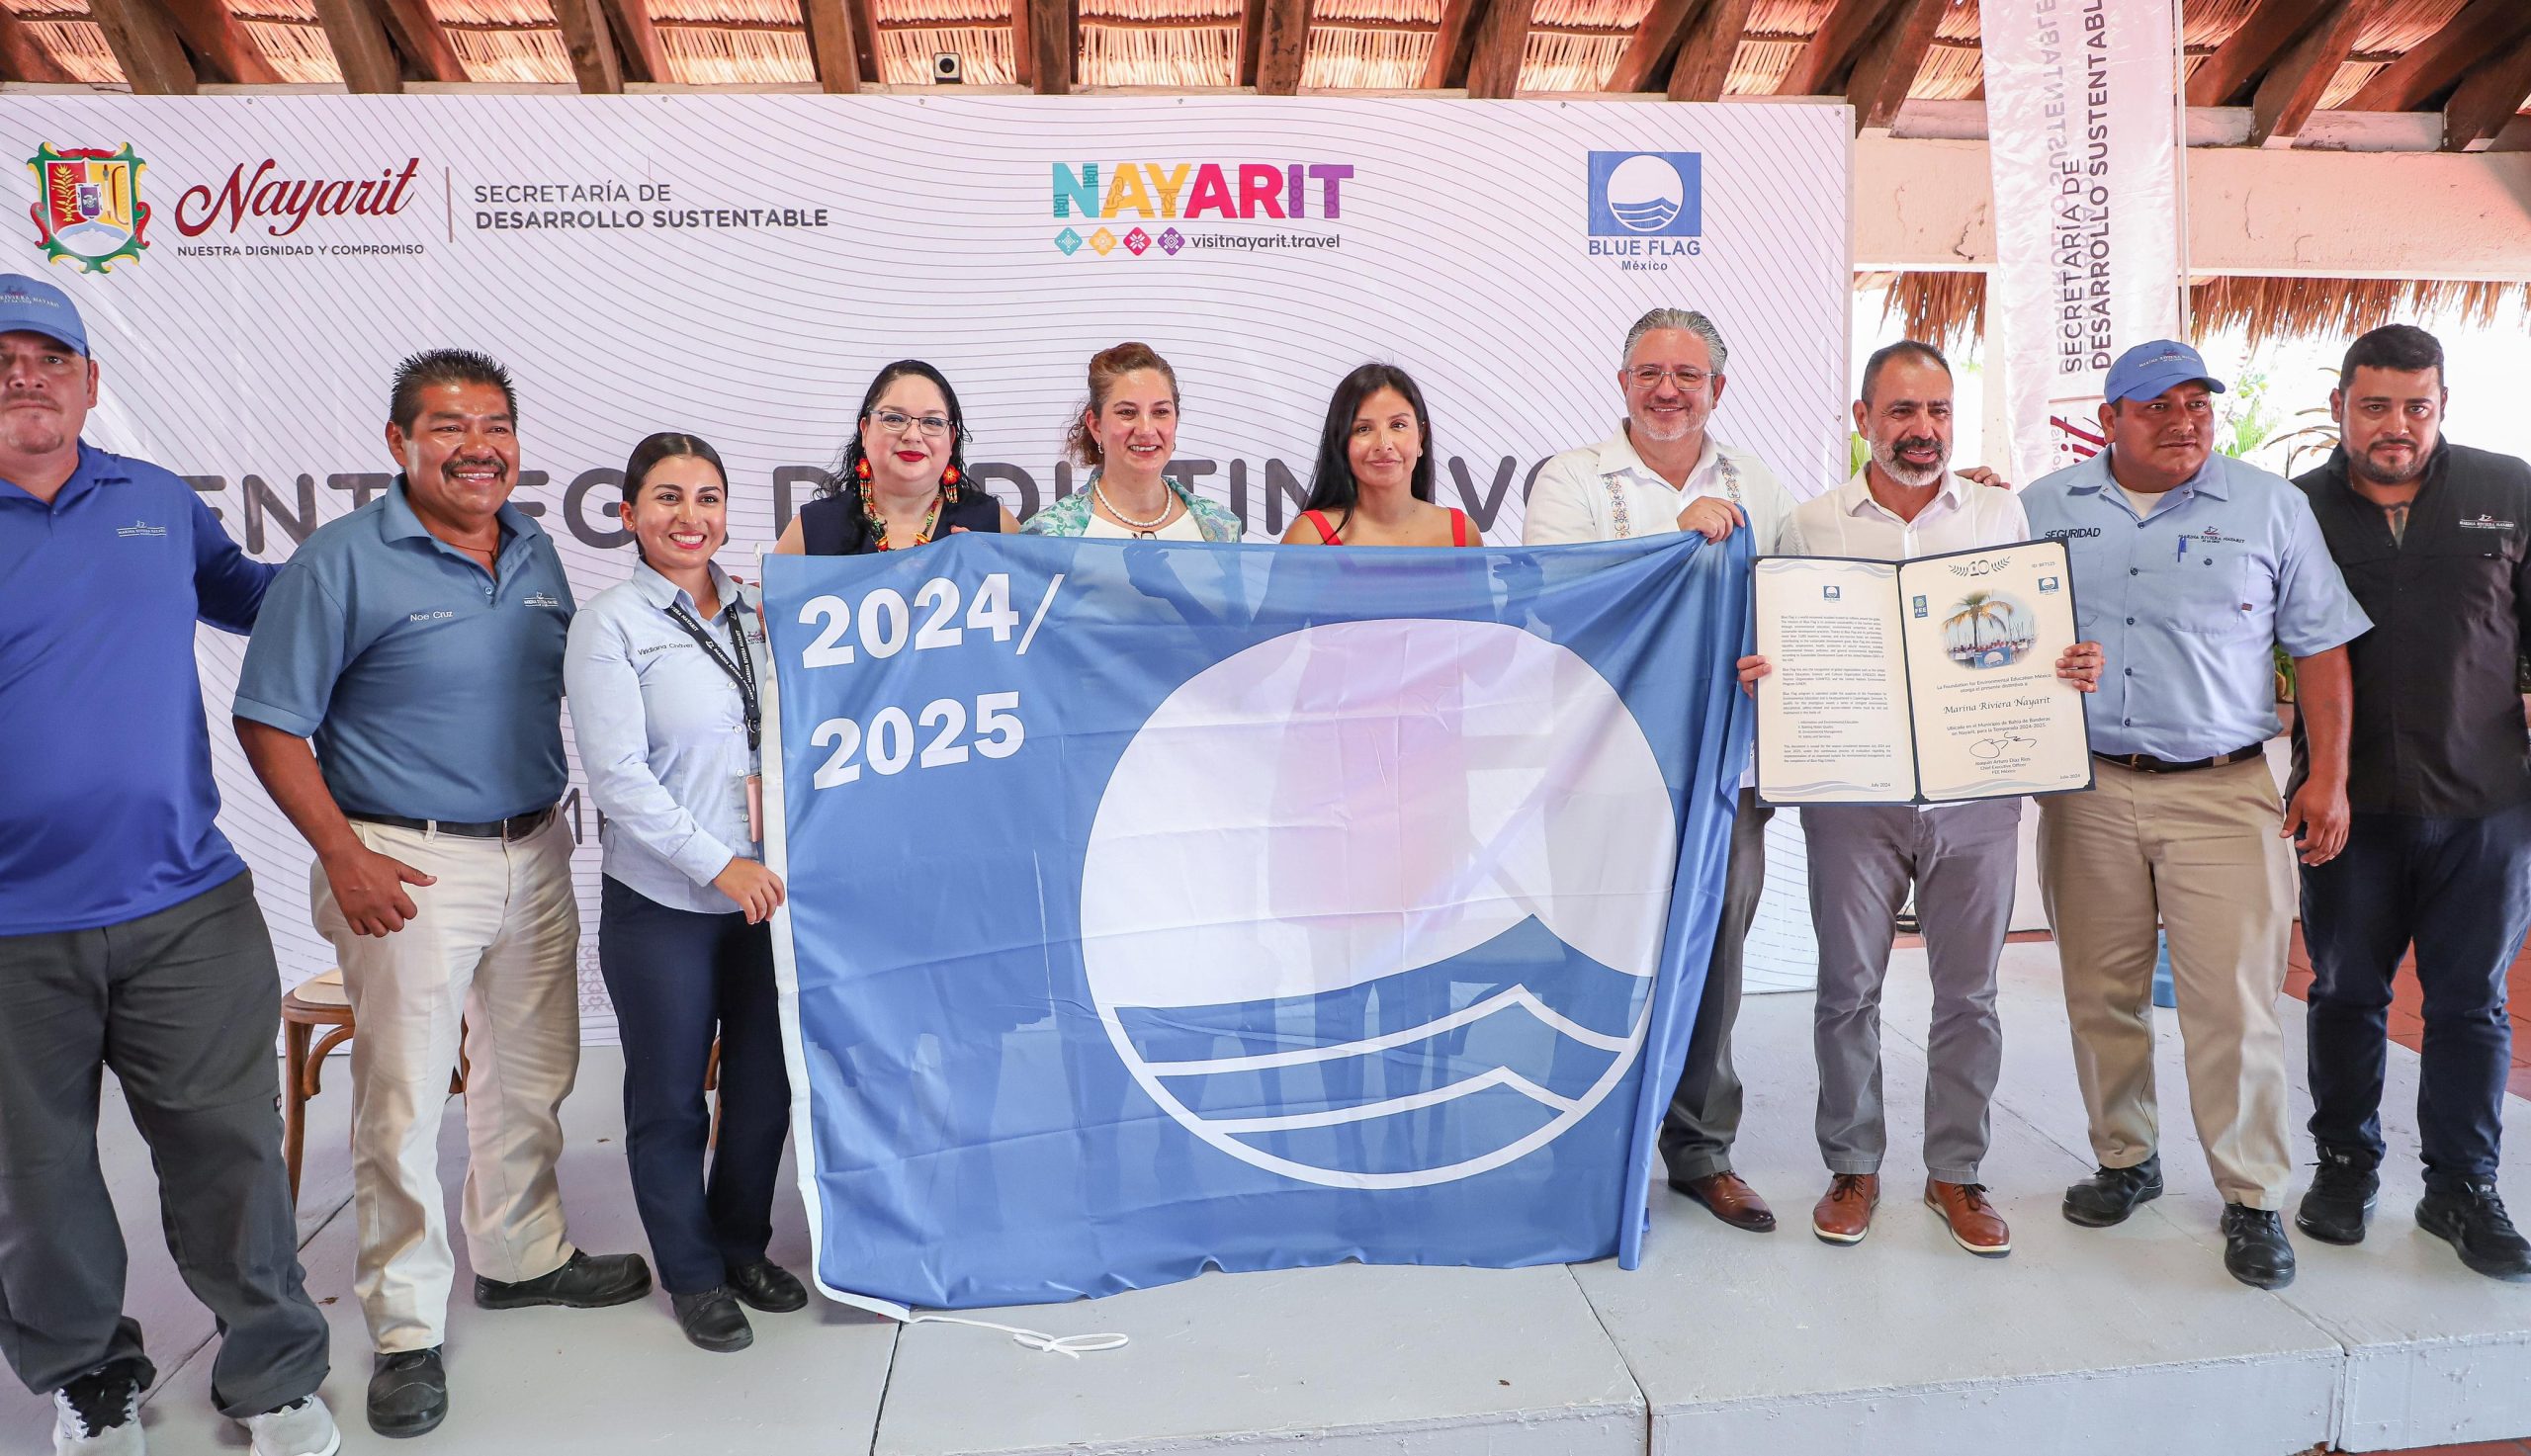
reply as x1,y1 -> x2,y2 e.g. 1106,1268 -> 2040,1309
29,142 -> 151,274
1586,151 -> 1701,237
1051,161 -> 1352,256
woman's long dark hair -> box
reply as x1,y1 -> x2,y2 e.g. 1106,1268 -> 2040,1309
619,432 -> 729,564
817,359 -> 971,498
1302,363 -> 1436,526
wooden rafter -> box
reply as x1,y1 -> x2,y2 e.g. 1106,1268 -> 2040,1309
1845,0 -> 1942,129
308,0 -> 405,90
86,0 -> 197,93
2247,0 -> 2367,146
550,0 -> 626,90
800,0 -> 861,91
2442,23 -> 2531,152
377,0 -> 467,81
1461,0 -> 1529,99
849,0 -> 879,81
2345,0 -> 2531,113
1009,0 -> 1031,83
599,0 -> 668,83
1776,0 -> 1884,97
1235,0 -> 1262,85
1663,0 -> 1745,102
1420,0 -> 1487,88
1252,0 -> 1304,93
0,4 -> 78,81
158,0 -> 285,83
1028,0 -> 1070,93
2183,0 -> 2314,108
1604,0 -> 1702,95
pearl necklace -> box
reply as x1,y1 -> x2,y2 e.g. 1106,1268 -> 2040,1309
1093,476 -> 1177,533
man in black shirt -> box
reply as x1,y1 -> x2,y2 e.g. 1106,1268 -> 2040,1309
2290,324 -> 2531,1281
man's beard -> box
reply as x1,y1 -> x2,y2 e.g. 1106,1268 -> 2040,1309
2353,440 -> 2428,487
1872,434 -> 1946,488
1631,406 -> 1697,443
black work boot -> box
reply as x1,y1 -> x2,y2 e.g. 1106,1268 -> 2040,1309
2220,1204 -> 2297,1289
2294,1145 -> 2380,1245
475,1249 -> 653,1310
367,1347 -> 446,1439
2417,1178 -> 2531,1282
2062,1154 -> 2164,1228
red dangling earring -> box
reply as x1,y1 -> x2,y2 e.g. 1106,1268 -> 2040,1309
854,455 -> 873,483
940,463 -> 962,490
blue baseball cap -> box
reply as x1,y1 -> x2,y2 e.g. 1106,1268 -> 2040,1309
0,273 -> 88,356
2104,339 -> 2224,404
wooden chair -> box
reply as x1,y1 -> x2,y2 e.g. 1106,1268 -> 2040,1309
279,969 -> 723,1208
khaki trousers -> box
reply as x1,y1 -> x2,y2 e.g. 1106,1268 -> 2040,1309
2037,757 -> 2297,1209
312,812 -> 581,1352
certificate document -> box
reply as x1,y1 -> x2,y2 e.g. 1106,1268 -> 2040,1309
1752,540 -> 2093,806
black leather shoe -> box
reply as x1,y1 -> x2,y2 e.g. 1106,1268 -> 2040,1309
475,1249 -> 653,1310
670,1288 -> 754,1352
2221,1204 -> 2297,1289
727,1259 -> 809,1314
2062,1155 -> 2163,1228
2294,1146 -> 2379,1245
367,1347 -> 447,1439
2417,1179 -> 2531,1282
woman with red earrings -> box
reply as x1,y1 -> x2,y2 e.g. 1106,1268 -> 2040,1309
774,359 -> 1016,556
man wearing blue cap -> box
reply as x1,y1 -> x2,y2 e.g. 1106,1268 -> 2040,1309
2022,339 -> 2370,1290
0,275 -> 340,1455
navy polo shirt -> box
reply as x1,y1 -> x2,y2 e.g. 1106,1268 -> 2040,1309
1,444 -> 276,934
235,477 -> 573,822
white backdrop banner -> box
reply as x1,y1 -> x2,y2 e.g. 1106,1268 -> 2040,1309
1981,0 -> 2186,483
2,95 -> 1849,1036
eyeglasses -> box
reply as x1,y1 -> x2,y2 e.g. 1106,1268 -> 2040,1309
1628,366 -> 1710,389
870,408 -> 954,438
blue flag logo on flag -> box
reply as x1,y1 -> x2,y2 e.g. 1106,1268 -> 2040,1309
761,531 -> 1750,1314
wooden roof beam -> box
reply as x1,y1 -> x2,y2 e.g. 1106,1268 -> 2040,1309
1027,0 -> 1071,93
308,0 -> 405,90
2247,0 -> 2368,147
1662,0 -> 1746,102
1252,0 -> 1305,94
550,0 -> 626,91
2442,24 -> 2531,152
0,5 -> 78,82
85,0 -> 197,93
2184,0 -> 2319,108
1421,0 -> 1486,88
157,0 -> 284,83
376,0 -> 467,82
2345,0 -> 2531,113
1461,0 -> 1529,98
1605,0 -> 1702,95
599,0 -> 668,83
1846,0 -> 1943,129
1776,0 -> 1886,97
800,0 -> 862,91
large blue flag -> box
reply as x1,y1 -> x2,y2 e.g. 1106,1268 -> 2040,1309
760,530 -> 1750,1313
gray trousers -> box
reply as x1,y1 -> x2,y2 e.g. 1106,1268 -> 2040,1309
0,873 -> 329,1417
1660,789 -> 1774,1182
1805,800 -> 2021,1183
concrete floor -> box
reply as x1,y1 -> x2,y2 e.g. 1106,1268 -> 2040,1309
9,942 -> 2528,1456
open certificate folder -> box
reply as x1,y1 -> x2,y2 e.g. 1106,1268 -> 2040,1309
1752,539 -> 2094,807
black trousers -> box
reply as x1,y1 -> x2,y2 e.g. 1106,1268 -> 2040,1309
0,872 -> 329,1416
595,877 -> 792,1296
2300,802 -> 2531,1187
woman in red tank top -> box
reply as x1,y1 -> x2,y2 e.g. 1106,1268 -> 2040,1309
1279,363 -> 1482,548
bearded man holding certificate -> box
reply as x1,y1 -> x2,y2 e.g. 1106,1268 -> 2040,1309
1742,341 -> 2101,1256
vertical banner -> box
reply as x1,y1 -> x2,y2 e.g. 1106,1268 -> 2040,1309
762,533 -> 1749,1311
1981,0 -> 2188,482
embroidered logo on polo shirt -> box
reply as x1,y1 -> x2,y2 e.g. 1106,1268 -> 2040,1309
114,520 -> 165,538
2459,514 -> 2516,531
2043,527 -> 2101,541
520,592 -> 563,609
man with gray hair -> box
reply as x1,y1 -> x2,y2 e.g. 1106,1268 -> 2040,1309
1526,305 -> 1797,1233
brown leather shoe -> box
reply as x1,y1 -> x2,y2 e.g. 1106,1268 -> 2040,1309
1926,1179 -> 2012,1257
1812,1173 -> 1879,1244
1669,1171 -> 1778,1233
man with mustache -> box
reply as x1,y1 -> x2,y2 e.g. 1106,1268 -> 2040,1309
1746,341 -> 2100,1257
236,351 -> 649,1438
1526,306 -> 1797,1234
2287,324 -> 2531,1281
2022,339 -> 2369,1290
0,278 -> 341,1455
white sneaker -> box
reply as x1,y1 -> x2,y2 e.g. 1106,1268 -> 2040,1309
51,1364 -> 143,1455
240,1397 -> 342,1456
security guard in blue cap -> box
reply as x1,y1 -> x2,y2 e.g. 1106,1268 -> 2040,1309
2022,339 -> 2371,1291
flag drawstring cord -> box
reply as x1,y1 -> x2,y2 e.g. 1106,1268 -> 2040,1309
907,1313 -> 1130,1358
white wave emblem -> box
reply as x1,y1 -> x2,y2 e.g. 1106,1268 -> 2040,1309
1605,154 -> 1686,233
1080,619 -> 1677,1189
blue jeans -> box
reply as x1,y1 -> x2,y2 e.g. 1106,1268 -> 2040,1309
2299,801 -> 2531,1187
595,877 -> 791,1294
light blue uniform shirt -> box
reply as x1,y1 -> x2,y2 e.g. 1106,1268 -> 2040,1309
235,477 -> 574,821
2022,449 -> 2370,761
564,560 -> 766,914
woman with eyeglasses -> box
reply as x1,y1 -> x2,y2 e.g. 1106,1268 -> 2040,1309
774,359 -> 1015,556
1021,341 -> 1243,541
566,433 -> 803,1354
1281,363 -> 1480,547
